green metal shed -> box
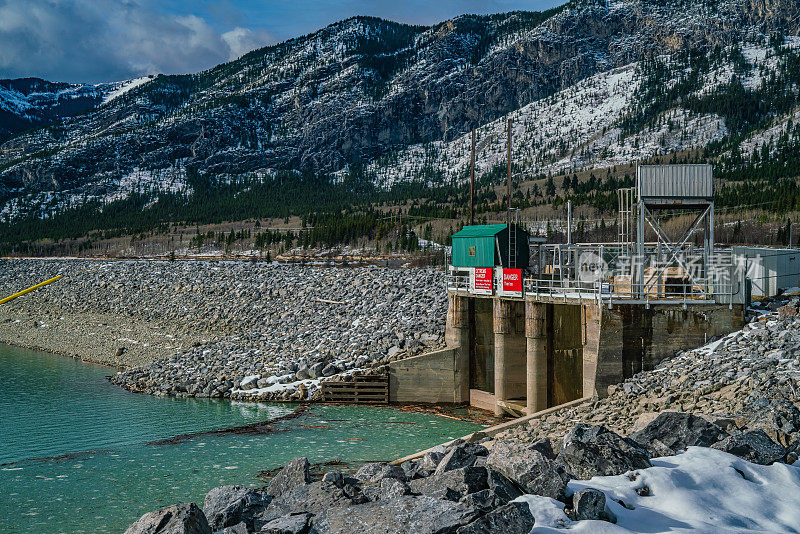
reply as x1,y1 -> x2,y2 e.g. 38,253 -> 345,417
451,224 -> 529,268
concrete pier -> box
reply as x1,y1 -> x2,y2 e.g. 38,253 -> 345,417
493,299 -> 511,415
493,299 -> 526,416
445,294 -> 470,402
525,301 -> 548,415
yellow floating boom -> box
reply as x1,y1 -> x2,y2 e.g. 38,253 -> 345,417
0,275 -> 63,305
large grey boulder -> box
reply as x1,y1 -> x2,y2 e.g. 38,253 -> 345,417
378,478 -> 411,500
527,438 -> 556,459
486,440 -> 570,500
747,398 -> 800,443
458,489 -> 503,513
362,477 -> 412,503
455,501 -> 534,534
321,472 -> 343,487
711,430 -> 787,465
217,523 -> 248,534
557,424 -> 651,479
486,468 -> 524,504
308,363 -> 325,379
408,466 -> 488,501
257,481 -> 365,525
239,375 -> 260,390
435,443 -> 488,475
259,512 -> 312,533
309,495 -> 479,534
203,485 -> 271,531
268,458 -> 311,498
569,488 -> 613,522
354,462 -> 406,483
630,412 -> 727,456
124,503 -> 211,534
407,451 -> 445,479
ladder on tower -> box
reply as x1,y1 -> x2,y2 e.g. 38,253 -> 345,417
617,187 -> 635,257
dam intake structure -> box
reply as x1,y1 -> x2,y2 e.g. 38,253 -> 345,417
390,164 -> 796,416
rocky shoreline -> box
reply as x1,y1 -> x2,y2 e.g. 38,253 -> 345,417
124,299 -> 800,534
0,259 -> 447,401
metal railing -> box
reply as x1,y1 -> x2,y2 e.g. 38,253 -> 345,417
446,243 -> 744,305
446,273 -> 741,304
446,275 -> 471,292
522,276 -> 741,305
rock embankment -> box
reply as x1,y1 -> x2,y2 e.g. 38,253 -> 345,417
125,300 -> 800,534
125,414 -> 799,534
0,259 -> 447,400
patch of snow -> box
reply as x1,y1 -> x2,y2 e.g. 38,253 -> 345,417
232,377 -> 320,395
0,85 -> 33,116
102,77 -> 152,104
520,447 -> 800,533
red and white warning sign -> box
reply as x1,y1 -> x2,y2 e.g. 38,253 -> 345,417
501,268 -> 523,296
471,267 -> 493,295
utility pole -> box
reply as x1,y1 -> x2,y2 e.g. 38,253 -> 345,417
506,118 -> 512,227
789,218 -> 793,249
470,128 -> 476,226
567,200 -> 573,245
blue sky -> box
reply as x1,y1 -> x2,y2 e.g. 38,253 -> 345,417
0,0 -> 566,83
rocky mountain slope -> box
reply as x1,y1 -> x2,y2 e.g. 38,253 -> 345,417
0,77 -> 152,142
1,0 -> 798,225
368,39 -> 800,187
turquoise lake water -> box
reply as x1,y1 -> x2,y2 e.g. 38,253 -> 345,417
0,345 -> 483,533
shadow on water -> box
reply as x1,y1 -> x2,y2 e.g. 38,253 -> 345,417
147,404 -> 310,446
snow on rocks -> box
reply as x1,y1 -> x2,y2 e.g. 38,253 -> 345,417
521,447 -> 800,533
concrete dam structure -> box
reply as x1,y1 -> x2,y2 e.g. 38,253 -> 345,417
389,164 -> 767,416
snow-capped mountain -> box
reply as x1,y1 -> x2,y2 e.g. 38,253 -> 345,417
0,0 -> 798,222
0,77 -> 154,141
366,37 -> 800,187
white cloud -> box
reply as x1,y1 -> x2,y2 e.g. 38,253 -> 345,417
222,27 -> 274,60
0,0 -> 275,83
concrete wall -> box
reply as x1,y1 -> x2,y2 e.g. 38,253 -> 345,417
588,303 -> 745,397
648,304 -> 745,365
550,304 -> 584,405
389,348 -> 467,403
